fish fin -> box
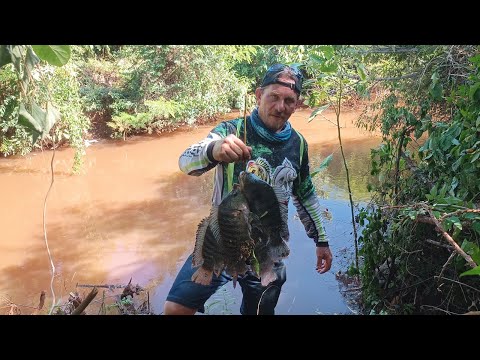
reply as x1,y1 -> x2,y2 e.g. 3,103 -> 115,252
260,271 -> 277,286
191,267 -> 213,286
209,206 -> 221,242
192,217 -> 209,267
213,265 -> 224,277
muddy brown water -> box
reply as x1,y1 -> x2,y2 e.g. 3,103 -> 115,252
0,108 -> 380,314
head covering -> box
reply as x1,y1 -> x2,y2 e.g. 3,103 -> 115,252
260,63 -> 303,95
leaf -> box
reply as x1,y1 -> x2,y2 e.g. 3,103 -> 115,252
429,82 -> 443,101
473,222 -> 480,235
356,63 -> 367,81
17,101 -> 57,144
468,82 -> 480,102
18,102 -> 44,133
45,102 -> 60,135
450,216 -> 462,230
320,62 -> 337,73
463,213 -> 480,220
0,45 -> 11,67
310,54 -> 324,65
22,47 -> 40,90
471,151 -> 480,164
460,265 -> 480,277
31,45 -> 71,66
311,154 -> 333,177
18,103 -> 42,144
319,45 -> 334,60
308,103 -> 330,123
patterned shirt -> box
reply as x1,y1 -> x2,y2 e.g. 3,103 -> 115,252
178,116 -> 328,244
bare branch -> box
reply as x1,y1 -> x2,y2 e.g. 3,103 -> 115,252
425,239 -> 454,250
426,208 -> 477,268
440,209 -> 480,222
71,287 -> 98,315
434,276 -> 480,294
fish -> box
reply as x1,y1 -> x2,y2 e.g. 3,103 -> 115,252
217,184 -> 256,287
191,184 -> 256,287
191,172 -> 291,288
239,171 -> 290,286
191,207 -> 224,286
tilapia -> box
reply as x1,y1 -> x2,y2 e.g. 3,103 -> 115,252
191,172 -> 290,288
239,171 -> 290,286
191,184 -> 256,287
218,184 -> 256,287
191,207 -> 224,285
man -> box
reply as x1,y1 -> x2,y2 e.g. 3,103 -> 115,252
164,63 -> 332,315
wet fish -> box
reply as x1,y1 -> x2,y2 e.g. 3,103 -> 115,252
239,172 -> 289,254
191,208 -> 224,286
239,171 -> 290,286
217,185 -> 256,287
191,172 -> 290,287
191,184 -> 256,287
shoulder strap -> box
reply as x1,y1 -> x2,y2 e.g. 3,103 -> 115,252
226,118 -> 243,193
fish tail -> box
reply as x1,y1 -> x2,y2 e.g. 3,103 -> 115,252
260,271 -> 277,287
192,217 -> 210,267
191,267 -> 213,286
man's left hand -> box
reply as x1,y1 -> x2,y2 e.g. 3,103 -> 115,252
316,246 -> 333,274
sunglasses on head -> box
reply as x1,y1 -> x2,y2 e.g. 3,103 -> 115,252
267,63 -> 303,80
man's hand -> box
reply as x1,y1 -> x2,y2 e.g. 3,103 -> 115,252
212,134 -> 252,163
316,246 -> 333,274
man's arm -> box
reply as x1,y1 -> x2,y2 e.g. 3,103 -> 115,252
178,132 -> 223,176
178,121 -> 251,176
292,137 -> 332,274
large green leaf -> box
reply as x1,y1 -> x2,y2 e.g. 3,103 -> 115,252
18,103 -> 43,144
319,46 -> 334,60
45,102 -> 60,135
32,45 -> 71,66
0,45 -> 11,67
17,101 -> 58,144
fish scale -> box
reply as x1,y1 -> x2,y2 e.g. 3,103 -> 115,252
218,187 -> 255,279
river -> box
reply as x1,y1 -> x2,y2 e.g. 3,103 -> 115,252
0,107 -> 380,315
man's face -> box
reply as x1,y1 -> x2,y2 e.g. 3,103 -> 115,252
255,76 -> 298,133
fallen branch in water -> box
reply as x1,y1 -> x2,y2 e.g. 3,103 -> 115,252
76,283 -> 128,290
72,287 -> 98,315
